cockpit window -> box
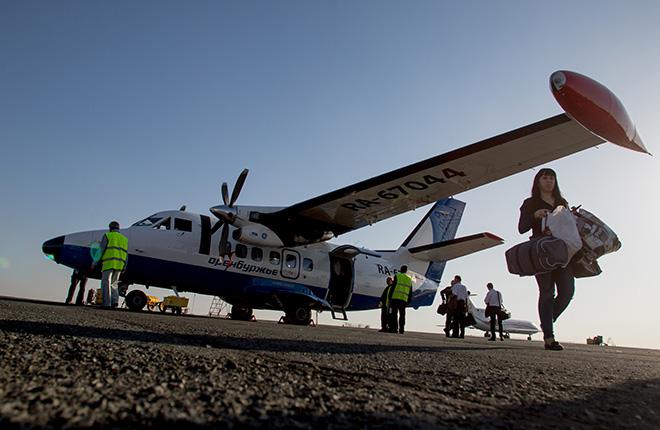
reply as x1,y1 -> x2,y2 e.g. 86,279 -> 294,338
174,218 -> 192,232
132,215 -> 163,227
155,217 -> 171,230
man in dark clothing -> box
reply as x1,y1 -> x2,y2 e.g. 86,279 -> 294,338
379,277 -> 393,332
65,268 -> 88,305
440,282 -> 455,337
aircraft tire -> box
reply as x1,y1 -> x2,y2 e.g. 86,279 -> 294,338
125,290 -> 147,312
230,305 -> 252,321
286,306 -> 311,325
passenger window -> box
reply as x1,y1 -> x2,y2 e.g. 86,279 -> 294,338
174,218 -> 192,232
303,258 -> 314,271
285,254 -> 297,269
235,244 -> 248,258
269,251 -> 280,265
155,217 -> 171,230
251,247 -> 263,261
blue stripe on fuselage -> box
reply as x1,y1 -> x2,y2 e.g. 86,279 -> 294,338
58,245 -> 430,312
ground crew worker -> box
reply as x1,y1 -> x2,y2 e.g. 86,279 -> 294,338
93,221 -> 128,308
388,265 -> 413,334
65,268 -> 88,305
379,277 -> 393,332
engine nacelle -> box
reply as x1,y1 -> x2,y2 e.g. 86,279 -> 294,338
232,224 -> 284,247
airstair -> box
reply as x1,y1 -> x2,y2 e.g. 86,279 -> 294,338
208,296 -> 229,317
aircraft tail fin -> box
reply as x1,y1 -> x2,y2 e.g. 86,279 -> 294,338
401,198 -> 465,282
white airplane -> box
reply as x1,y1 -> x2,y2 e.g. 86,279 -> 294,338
42,71 -> 648,325
466,298 -> 540,340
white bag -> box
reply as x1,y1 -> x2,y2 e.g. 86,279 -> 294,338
544,206 -> 582,260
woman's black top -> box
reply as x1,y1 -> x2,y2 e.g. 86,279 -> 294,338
518,196 -> 568,238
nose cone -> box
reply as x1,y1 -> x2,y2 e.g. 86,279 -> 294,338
42,235 -> 65,263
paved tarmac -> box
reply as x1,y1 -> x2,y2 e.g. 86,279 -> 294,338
0,297 -> 658,429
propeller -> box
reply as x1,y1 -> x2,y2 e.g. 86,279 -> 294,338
210,168 -> 249,258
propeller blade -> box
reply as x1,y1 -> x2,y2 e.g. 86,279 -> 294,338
229,168 -> 249,207
209,219 -> 224,235
219,223 -> 230,257
221,183 -> 229,206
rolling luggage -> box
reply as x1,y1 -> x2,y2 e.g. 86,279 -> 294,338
505,236 -> 569,276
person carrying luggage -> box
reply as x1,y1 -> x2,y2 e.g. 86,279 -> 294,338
440,281 -> 455,337
450,275 -> 468,338
484,282 -> 504,341
518,168 -> 574,351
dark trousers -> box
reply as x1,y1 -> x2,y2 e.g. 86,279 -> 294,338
380,306 -> 390,331
65,272 -> 88,305
487,306 -> 504,339
444,312 -> 453,336
389,299 -> 407,333
451,300 -> 466,338
535,266 -> 575,339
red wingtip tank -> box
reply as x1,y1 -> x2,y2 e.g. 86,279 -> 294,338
550,70 -> 650,155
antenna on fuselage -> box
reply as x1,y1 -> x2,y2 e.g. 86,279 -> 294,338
179,205 -> 186,211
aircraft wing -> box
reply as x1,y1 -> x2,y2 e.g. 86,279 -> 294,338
257,71 -> 647,246
408,232 -> 504,262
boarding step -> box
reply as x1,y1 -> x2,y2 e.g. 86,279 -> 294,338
330,306 -> 348,321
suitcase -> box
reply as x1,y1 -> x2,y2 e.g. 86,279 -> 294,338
505,236 -> 569,276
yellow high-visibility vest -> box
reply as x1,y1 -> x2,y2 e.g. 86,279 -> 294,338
391,272 -> 413,302
101,231 -> 128,271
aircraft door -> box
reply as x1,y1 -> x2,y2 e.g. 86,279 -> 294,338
326,255 -> 355,310
281,249 -> 300,280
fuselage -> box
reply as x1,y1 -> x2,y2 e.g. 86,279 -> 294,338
43,209 -> 440,313
467,299 -> 539,336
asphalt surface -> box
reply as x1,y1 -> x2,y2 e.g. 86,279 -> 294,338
0,297 -> 658,429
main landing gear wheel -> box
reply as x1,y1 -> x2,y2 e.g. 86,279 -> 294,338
125,290 -> 147,311
285,306 -> 312,325
230,305 -> 253,321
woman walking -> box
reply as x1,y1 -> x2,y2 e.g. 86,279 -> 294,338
518,168 -> 574,351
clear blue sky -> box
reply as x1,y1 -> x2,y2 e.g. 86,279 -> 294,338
1,1 -> 658,348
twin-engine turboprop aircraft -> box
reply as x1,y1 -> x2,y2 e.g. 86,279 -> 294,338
42,71 -> 648,325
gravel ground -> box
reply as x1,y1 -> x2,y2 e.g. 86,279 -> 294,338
0,297 -> 658,429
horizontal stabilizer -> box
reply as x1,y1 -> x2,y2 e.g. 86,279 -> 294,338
408,232 -> 503,262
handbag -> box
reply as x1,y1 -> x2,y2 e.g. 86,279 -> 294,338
436,303 -> 447,315
498,309 -> 511,321
544,206 -> 582,260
